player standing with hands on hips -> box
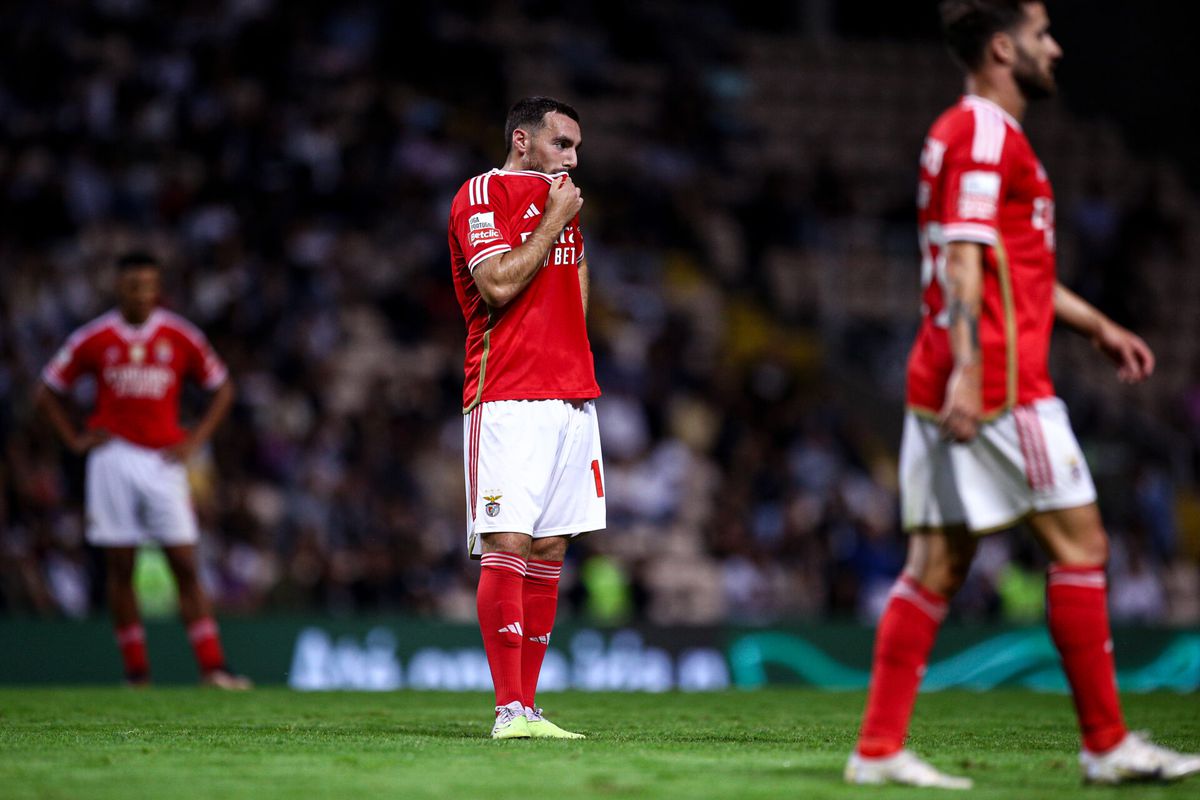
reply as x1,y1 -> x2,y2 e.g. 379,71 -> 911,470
845,0 -> 1200,788
448,97 -> 604,739
35,252 -> 249,689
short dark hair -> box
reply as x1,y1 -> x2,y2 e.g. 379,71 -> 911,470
115,251 -> 161,272
940,0 -> 1033,71
504,96 -> 580,153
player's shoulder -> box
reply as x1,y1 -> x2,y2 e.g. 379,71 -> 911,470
453,168 -> 510,209
153,308 -> 209,346
934,96 -> 1020,165
64,309 -> 121,347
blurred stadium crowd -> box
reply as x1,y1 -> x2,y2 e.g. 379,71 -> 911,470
3,0 -> 1199,625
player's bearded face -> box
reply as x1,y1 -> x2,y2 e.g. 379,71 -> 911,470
1013,41 -> 1056,99
521,113 -> 581,174
1011,4 -> 1061,100
117,267 -> 161,324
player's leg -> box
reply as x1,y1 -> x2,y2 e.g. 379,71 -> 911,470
467,400 -> 570,737
856,527 -> 975,755
848,527 -> 975,789
478,531 -> 534,737
86,441 -> 150,684
160,544 -> 247,688
522,533 -> 567,709
1031,503 -> 1200,782
517,400 -> 604,738
103,546 -> 149,685
139,445 -> 247,689
520,534 -> 583,738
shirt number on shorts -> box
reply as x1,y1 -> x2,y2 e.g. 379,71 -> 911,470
590,459 -> 604,497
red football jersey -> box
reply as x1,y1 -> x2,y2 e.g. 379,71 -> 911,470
907,95 -> 1057,415
449,168 -> 600,411
41,308 -> 229,448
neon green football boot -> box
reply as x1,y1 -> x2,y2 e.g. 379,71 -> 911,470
525,706 -> 586,739
491,702 -> 531,739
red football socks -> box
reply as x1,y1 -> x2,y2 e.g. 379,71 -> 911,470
115,623 -> 149,681
521,559 -> 562,708
1047,564 -> 1127,754
187,617 -> 227,674
477,552 -> 527,707
857,574 -> 948,758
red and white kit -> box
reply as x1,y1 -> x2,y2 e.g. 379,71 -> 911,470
903,95 -> 1095,531
42,308 -> 229,546
449,169 -> 605,555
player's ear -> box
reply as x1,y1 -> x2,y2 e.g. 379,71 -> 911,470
512,128 -> 529,157
989,31 -> 1016,67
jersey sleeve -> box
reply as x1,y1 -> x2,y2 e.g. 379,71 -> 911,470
41,331 -> 94,392
451,174 -> 514,272
938,112 -> 1009,247
180,328 -> 229,390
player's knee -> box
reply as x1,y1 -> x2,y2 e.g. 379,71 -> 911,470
530,536 -> 568,562
1070,527 -> 1109,567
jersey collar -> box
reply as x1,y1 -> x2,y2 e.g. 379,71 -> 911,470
963,95 -> 1022,131
493,168 -> 568,183
111,308 -> 164,342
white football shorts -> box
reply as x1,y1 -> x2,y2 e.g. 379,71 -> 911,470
900,396 -> 1098,533
85,437 -> 200,547
463,398 -> 606,557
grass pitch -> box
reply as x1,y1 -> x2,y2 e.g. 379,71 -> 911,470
1,688 -> 1197,799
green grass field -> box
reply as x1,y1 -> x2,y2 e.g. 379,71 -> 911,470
1,688 -> 1197,799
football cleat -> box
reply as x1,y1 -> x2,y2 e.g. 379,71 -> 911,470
845,749 -> 973,790
1081,732 -> 1200,784
491,701 -> 531,740
201,669 -> 253,690
525,706 -> 586,739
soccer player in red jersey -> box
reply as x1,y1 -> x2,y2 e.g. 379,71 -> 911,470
449,97 -> 604,739
35,252 -> 250,689
845,1 -> 1200,788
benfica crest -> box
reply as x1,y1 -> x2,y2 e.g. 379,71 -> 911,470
483,494 -> 502,518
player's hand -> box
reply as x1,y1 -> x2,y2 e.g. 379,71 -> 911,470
162,437 -> 200,463
70,428 -> 110,455
544,174 -> 583,231
1092,320 -> 1155,384
939,364 -> 982,443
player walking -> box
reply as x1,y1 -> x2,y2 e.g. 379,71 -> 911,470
35,252 -> 249,689
846,1 -> 1200,788
448,97 -> 604,739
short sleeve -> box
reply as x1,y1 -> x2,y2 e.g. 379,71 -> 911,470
180,329 -> 228,390
451,173 -> 514,271
42,333 -> 92,392
939,110 -> 1009,247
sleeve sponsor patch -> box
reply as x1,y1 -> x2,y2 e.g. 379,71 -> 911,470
469,212 -> 495,231
957,170 -> 1001,220
469,228 -> 503,246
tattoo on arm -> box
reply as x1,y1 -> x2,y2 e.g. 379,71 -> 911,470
946,296 -> 980,364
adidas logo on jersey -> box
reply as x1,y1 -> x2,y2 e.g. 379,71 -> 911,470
523,203 -> 541,219
499,622 -> 524,636
528,634 -> 550,645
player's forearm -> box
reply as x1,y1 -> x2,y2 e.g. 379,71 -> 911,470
944,243 -> 984,369
1053,282 -> 1107,339
187,380 -> 235,447
473,219 -> 563,308
33,383 -> 81,446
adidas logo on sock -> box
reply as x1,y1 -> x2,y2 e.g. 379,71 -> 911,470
528,634 -> 550,645
523,203 -> 540,219
498,622 -> 524,636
